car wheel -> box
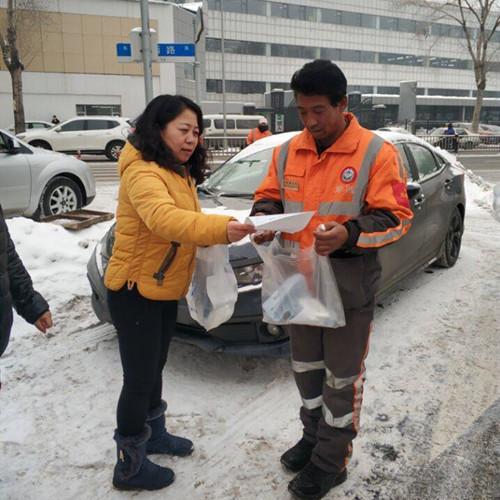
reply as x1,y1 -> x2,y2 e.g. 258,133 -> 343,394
29,140 -> 52,150
435,207 -> 464,268
105,140 -> 125,161
41,176 -> 83,216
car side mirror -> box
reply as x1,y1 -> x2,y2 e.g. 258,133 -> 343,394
4,136 -> 22,155
406,181 -> 422,199
54,127 -> 61,133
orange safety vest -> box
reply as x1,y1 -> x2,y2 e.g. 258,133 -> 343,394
246,127 -> 272,145
254,114 -> 413,249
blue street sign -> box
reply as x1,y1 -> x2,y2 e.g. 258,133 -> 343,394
116,43 -> 132,57
157,43 -> 195,58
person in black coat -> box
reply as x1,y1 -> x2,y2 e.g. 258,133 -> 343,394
0,204 -> 52,357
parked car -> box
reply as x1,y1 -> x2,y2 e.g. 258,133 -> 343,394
202,114 -> 267,137
87,131 -> 465,356
377,126 -> 412,135
16,116 -> 131,161
8,120 -> 53,132
0,129 -> 96,218
428,127 -> 481,150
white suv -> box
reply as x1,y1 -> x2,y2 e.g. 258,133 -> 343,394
17,116 -> 131,161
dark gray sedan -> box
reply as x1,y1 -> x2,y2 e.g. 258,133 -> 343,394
87,131 -> 465,356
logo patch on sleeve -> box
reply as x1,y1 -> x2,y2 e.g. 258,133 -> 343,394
392,181 -> 410,208
340,167 -> 357,184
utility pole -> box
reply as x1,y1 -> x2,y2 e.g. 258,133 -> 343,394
140,0 -> 154,104
220,0 -> 227,149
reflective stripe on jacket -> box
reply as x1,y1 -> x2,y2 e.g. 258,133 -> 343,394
253,113 -> 413,250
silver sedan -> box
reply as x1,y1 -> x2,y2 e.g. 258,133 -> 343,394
0,129 -> 96,219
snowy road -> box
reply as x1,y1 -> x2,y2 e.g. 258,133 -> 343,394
0,178 -> 499,499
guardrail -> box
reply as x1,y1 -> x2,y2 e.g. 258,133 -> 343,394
417,134 -> 500,152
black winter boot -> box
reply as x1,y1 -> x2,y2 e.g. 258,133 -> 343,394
280,438 -> 316,472
113,426 -> 175,491
288,461 -> 347,500
146,400 -> 194,456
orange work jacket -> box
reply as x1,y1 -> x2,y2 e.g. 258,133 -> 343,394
253,114 -> 413,250
246,128 -> 272,145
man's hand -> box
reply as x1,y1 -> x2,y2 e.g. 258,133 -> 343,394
314,221 -> 349,256
34,311 -> 53,334
227,221 -> 256,243
251,212 -> 276,245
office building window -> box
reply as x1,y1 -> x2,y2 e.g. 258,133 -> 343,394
207,79 -> 266,94
380,16 -> 416,33
377,86 -> 400,94
321,9 -> 374,28
271,43 -> 317,59
430,23 -> 463,38
428,88 -> 470,97
271,3 -> 317,21
347,85 -> 374,94
379,52 -> 424,66
429,57 -> 469,69
320,47 -> 375,63
206,38 -> 266,55
76,104 -> 121,116
207,0 -> 266,16
271,82 -> 291,90
473,89 -> 500,98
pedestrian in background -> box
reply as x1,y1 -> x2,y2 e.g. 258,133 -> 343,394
444,122 -> 459,152
104,94 -> 254,491
0,204 -> 53,361
246,117 -> 272,145
51,115 -> 60,125
252,60 -> 413,499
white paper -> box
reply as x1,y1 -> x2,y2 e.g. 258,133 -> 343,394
246,211 -> 314,233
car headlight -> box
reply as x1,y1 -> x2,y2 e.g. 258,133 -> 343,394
235,263 -> 263,287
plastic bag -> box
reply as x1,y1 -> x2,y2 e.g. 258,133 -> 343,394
493,184 -> 500,222
253,238 -> 346,328
186,245 -> 238,331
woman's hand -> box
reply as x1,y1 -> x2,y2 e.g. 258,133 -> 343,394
227,221 -> 256,242
34,310 -> 53,334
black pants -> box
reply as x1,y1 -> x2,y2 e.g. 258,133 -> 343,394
108,285 -> 178,437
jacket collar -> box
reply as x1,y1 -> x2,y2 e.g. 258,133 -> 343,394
294,113 -> 362,155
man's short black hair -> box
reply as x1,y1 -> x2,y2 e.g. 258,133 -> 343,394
291,59 -> 347,106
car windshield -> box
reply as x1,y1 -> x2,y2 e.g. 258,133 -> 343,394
203,147 -> 274,196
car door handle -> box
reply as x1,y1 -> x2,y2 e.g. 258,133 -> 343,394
444,179 -> 453,189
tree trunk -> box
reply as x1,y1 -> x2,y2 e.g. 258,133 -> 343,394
11,65 -> 26,134
471,70 -> 486,133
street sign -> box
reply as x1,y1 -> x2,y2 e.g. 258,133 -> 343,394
157,43 -> 195,63
116,43 -> 133,62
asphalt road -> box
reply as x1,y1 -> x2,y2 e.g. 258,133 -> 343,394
458,153 -> 500,184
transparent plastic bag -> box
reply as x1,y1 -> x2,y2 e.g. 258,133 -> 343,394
186,245 -> 238,331
253,238 -> 346,328
493,184 -> 500,222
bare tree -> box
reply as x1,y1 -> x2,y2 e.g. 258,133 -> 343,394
401,0 -> 500,131
0,0 -> 48,133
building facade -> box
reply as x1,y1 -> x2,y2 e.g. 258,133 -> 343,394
0,0 -> 203,128
203,0 -> 500,124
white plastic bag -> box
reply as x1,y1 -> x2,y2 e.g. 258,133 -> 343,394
493,184 -> 500,222
253,238 -> 346,328
186,245 -> 238,331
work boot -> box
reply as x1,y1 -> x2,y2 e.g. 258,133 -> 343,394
146,400 -> 194,456
280,438 -> 315,472
113,425 -> 175,491
288,461 -> 347,500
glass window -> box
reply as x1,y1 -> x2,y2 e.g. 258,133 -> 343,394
428,88 -> 470,97
86,120 -> 116,131
395,144 -> 415,181
398,19 -> 416,33
361,13 -> 376,28
379,52 -> 424,66
214,119 -> 235,129
341,11 -> 362,27
429,57 -> 468,69
380,16 -> 398,31
378,86 -> 399,94
320,47 -> 341,60
204,147 -> 275,195
206,37 -> 221,52
30,122 -> 49,129
271,43 -> 316,59
321,8 -> 342,25
271,81 -> 291,90
60,120 -> 86,132
0,133 -> 8,150
247,0 -> 266,15
203,119 -> 211,129
223,39 -> 266,55
207,79 -> 222,93
407,143 -> 441,178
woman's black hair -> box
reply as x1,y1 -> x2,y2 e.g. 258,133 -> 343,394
291,59 -> 347,106
130,94 -> 207,184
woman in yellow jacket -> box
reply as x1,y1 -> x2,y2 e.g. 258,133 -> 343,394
104,95 -> 254,491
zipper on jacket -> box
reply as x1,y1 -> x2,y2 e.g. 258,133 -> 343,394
153,242 -> 180,286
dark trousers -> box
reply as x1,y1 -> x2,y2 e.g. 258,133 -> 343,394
108,285 -> 178,437
285,303 -> 374,473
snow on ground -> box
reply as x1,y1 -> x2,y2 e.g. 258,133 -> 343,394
0,175 -> 499,500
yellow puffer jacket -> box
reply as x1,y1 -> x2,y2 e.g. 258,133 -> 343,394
104,142 -> 232,300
